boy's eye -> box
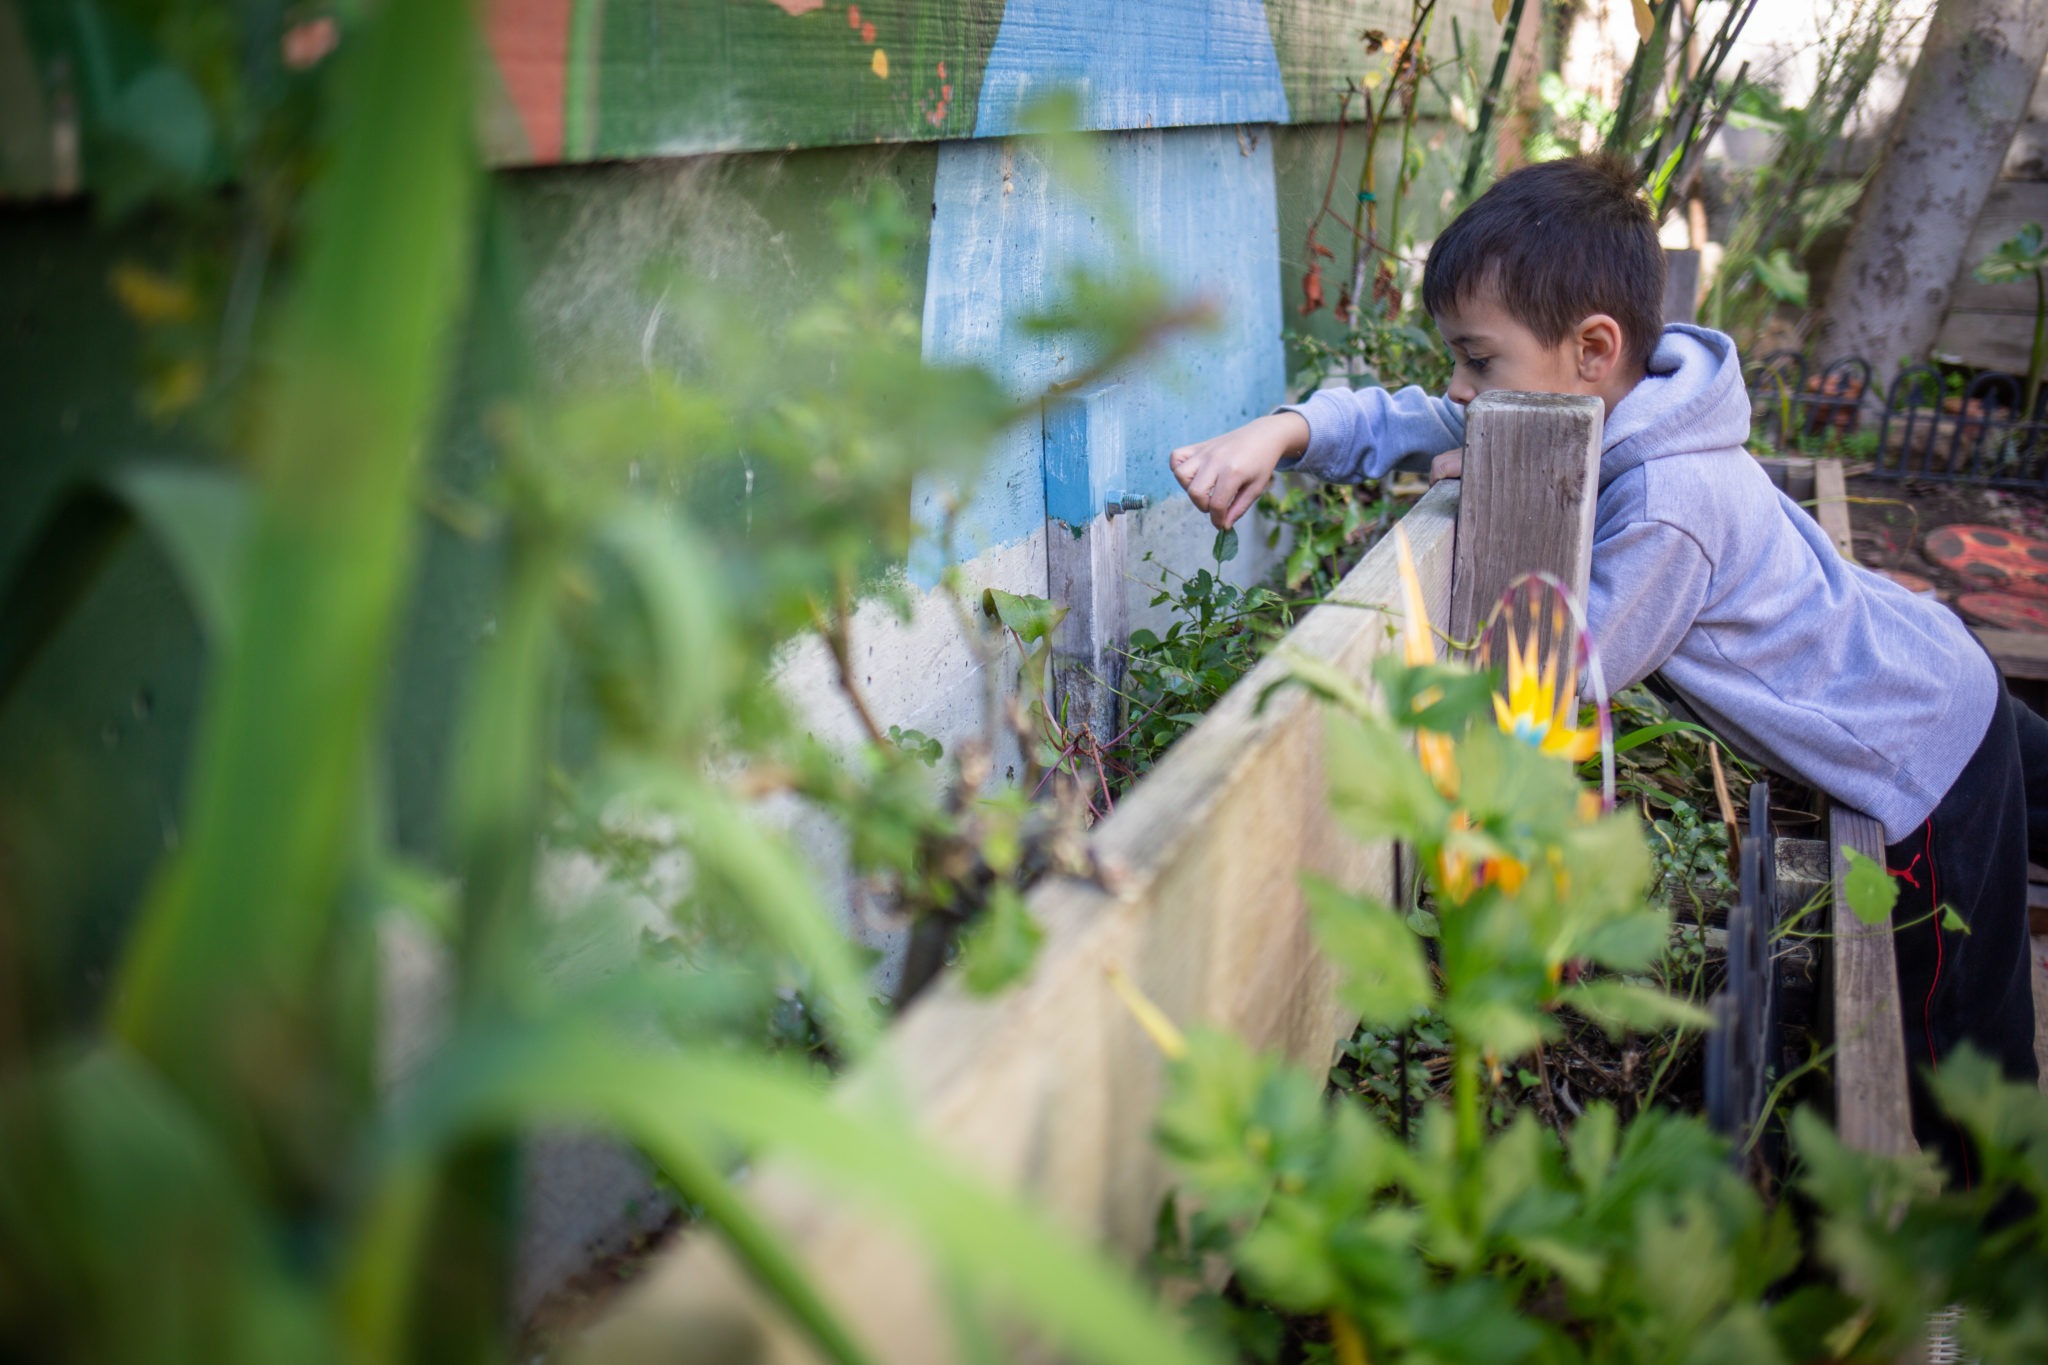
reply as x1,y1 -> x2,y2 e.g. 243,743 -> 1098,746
1466,356 -> 1490,373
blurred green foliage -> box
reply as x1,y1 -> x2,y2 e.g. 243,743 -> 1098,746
0,3 -> 1224,1363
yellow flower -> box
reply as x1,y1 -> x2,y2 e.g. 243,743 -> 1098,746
1490,603 -> 1601,763
1394,526 -> 1460,799
110,262 -> 197,324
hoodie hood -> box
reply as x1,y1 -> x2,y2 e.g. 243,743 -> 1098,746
1597,324 -> 1750,488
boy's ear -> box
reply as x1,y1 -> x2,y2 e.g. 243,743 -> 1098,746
1573,313 -> 1626,384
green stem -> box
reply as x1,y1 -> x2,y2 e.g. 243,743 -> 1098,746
1459,0 -> 1527,197
2028,271 -> 2045,423
1452,1035 -> 1482,1162
1606,0 -> 1677,158
1385,5 -> 1436,287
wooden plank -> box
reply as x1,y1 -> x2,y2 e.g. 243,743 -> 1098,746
1942,182 -> 2048,317
2005,120 -> 2048,182
1812,459 -> 1855,561
1447,391 -> 1604,643
2033,935 -> 2048,1089
3,0 -> 1508,195
580,485 -> 1464,1364
1755,455 -> 1815,505
1973,627 -> 2048,681
1933,309 -> 2041,378
1829,806 -> 1917,1157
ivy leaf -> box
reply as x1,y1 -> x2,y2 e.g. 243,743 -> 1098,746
1840,847 -> 1897,925
886,726 -> 943,767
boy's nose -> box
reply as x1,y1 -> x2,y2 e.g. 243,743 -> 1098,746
1445,376 -> 1476,405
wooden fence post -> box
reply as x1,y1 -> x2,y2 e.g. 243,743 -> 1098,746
1449,391 -> 1605,643
1829,807 -> 1917,1156
1663,247 -> 1702,327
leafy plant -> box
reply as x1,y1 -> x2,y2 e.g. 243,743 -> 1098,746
1704,0 -> 1911,349
1137,533 -> 2048,1364
1117,530 -> 1297,786
1146,543 -> 1793,1363
1973,220 -> 2048,420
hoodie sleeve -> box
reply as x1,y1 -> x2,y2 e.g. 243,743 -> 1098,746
1585,519 -> 1714,693
1273,384 -> 1467,484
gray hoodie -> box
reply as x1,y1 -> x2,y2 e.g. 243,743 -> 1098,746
1279,323 -> 1997,845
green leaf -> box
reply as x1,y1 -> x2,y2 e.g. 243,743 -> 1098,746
1371,654 -> 1499,733
1974,221 -> 2048,284
110,0 -> 483,1088
0,465 -> 252,706
390,1031 -> 1226,1365
1939,904 -> 1969,934
981,588 -> 1068,644
1574,912 -> 1672,973
888,726 -> 945,767
1303,876 -> 1434,1026
1560,980 -> 1713,1037
1840,847 -> 1897,925
1753,248 -> 1809,306
592,507 -> 735,745
1321,709 -> 1452,843
1613,718 -> 1722,753
1212,527 -> 1239,563
1567,1101 -> 1619,1196
957,885 -> 1043,996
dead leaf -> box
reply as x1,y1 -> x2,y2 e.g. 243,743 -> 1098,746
1631,0 -> 1655,43
1493,0 -> 1510,21
1360,28 -> 1387,51
1300,261 -> 1326,316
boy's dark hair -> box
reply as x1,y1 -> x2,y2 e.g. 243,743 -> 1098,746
1422,153 -> 1665,372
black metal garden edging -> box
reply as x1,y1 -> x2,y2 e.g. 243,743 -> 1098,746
1745,350 -> 2048,489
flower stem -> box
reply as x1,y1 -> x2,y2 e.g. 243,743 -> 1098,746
1453,1032 -> 1482,1162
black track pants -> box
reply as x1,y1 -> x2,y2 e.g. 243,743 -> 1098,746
1888,685 -> 2040,1184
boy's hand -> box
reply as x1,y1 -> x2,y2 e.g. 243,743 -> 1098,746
1429,450 -> 1462,484
1169,412 -> 1310,531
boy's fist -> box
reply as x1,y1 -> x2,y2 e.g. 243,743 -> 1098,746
1169,412 -> 1310,531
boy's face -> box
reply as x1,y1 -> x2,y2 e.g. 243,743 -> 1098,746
1432,283 -> 1634,412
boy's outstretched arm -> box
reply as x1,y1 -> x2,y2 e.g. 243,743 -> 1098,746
1171,384 -> 1467,530
1170,412 -> 1308,531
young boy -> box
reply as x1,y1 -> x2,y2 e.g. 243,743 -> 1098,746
1171,153 -> 2038,1174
